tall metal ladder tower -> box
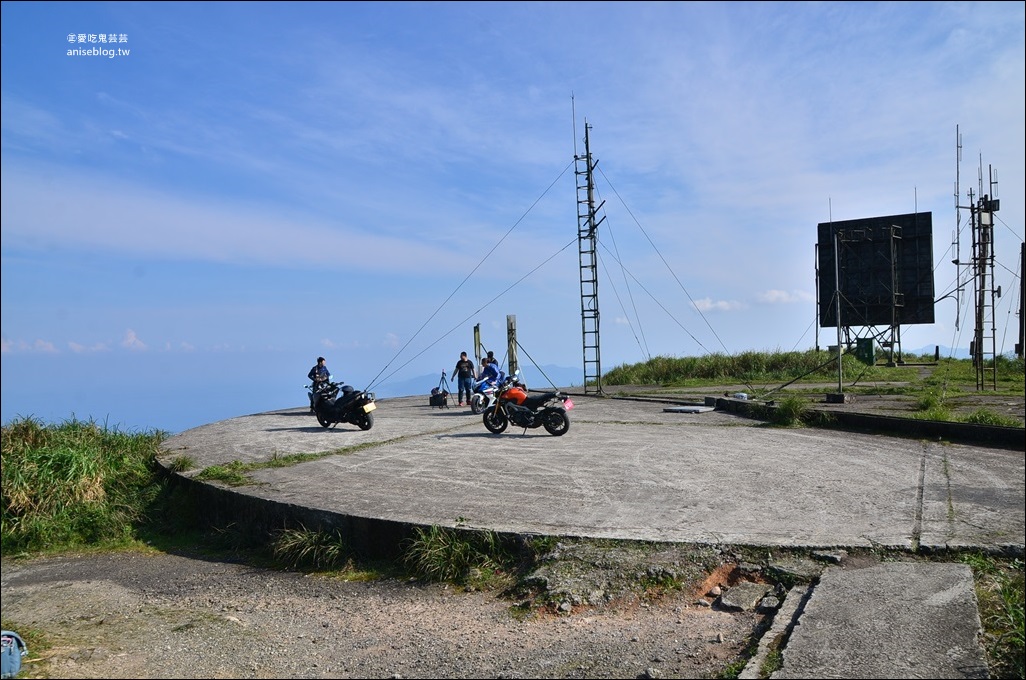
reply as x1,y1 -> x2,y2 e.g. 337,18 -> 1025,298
575,122 -> 605,394
970,173 -> 999,390
954,128 -> 1000,390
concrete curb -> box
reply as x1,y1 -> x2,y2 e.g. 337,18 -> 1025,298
709,396 -> 1026,450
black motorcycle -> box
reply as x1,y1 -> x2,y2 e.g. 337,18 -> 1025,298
311,381 -> 377,430
307,378 -> 338,413
482,373 -> 573,436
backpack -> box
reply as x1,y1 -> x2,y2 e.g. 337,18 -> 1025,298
429,386 -> 449,408
1,631 -> 27,679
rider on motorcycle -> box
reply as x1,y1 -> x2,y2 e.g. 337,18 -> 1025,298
479,357 -> 503,387
307,357 -> 331,411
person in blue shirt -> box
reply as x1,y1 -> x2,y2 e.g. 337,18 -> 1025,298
479,357 -> 502,387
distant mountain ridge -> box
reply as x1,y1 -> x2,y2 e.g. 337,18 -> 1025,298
374,364 -> 585,399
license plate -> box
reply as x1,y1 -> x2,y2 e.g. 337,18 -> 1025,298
564,398 -> 574,411
363,402 -> 377,413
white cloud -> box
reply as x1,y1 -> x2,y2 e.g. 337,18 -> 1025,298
692,298 -> 745,313
0,338 -> 59,353
68,341 -> 111,353
758,290 -> 815,304
121,330 -> 147,351
34,339 -> 58,353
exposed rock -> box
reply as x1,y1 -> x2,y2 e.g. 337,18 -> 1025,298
718,581 -> 772,611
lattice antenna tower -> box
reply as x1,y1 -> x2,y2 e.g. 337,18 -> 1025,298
574,120 -> 605,394
955,135 -> 1000,390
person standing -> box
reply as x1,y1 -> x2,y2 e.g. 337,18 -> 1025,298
453,351 -> 476,406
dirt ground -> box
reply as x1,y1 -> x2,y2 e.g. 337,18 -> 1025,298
2,544 -> 766,680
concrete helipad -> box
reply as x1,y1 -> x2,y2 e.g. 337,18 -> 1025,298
159,393 -> 1023,679
160,394 -> 1024,554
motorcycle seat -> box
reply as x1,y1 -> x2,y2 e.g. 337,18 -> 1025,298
522,392 -> 559,409
337,387 -> 359,404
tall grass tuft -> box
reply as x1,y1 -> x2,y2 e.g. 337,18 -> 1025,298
772,395 -> 809,427
916,391 -> 945,411
402,525 -> 514,585
2,416 -> 167,552
963,409 -> 1022,428
272,525 -> 352,571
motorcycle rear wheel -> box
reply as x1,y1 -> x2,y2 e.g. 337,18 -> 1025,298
357,411 -> 374,431
483,409 -> 508,434
542,409 -> 570,436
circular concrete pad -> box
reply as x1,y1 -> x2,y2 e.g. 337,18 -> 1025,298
160,395 -> 1025,554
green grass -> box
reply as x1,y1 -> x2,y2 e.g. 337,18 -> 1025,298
963,409 -> 1023,428
605,351 -> 1024,392
1,416 -> 169,553
962,554 -> 1025,679
603,348 -> 869,386
771,394 -> 809,427
401,524 -> 521,588
272,525 -> 354,571
605,351 -> 1024,429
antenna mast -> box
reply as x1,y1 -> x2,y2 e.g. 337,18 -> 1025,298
956,138 -> 1000,390
952,126 -> 963,331
575,121 -> 605,393
970,162 -> 1000,390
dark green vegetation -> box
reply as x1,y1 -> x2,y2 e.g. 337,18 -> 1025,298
1,417 -> 169,553
2,348 -> 1025,677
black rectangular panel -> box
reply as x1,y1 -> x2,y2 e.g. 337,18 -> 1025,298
817,212 -> 935,327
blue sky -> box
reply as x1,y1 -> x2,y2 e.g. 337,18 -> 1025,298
2,1 -> 1024,434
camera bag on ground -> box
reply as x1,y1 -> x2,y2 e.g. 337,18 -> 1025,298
1,631 -> 27,679
429,386 -> 449,408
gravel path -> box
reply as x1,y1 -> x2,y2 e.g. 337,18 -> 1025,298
2,550 -> 761,679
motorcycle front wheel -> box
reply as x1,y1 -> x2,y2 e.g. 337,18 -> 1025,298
316,412 -> 332,429
483,409 -> 508,434
470,394 -> 485,414
542,408 -> 570,436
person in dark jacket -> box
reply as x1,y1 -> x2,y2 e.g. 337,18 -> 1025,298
307,357 -> 331,411
453,351 -> 476,406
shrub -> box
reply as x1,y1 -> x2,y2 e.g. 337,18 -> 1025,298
962,409 -> 1021,428
772,395 -> 809,427
402,525 -> 513,585
272,525 -> 352,570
